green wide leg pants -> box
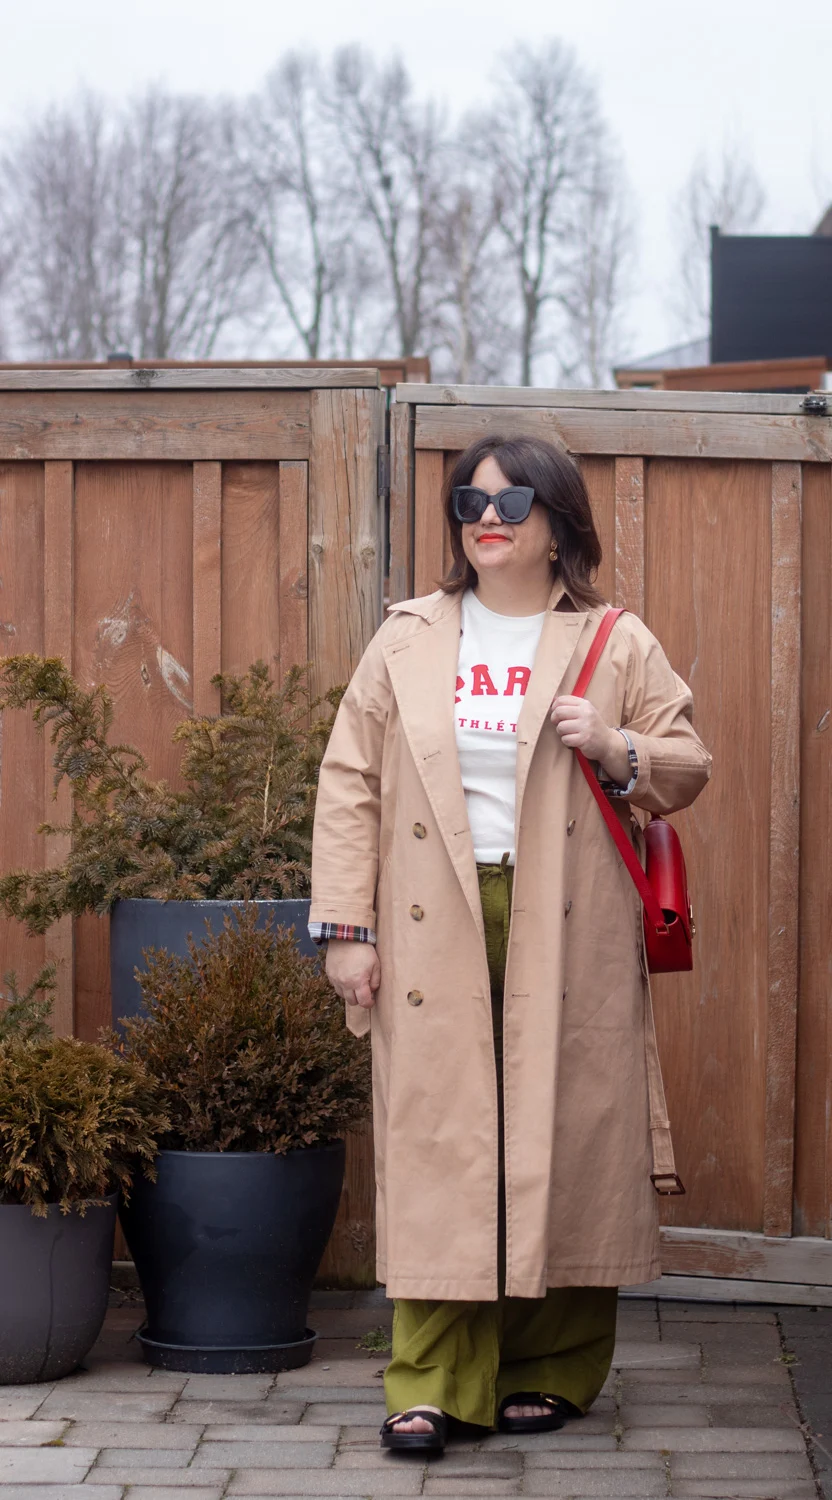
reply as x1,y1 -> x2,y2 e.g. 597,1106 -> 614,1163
384,860 -> 618,1428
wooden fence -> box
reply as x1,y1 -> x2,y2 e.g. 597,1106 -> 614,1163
0,367 -> 386,1043
385,384 -> 832,1302
1,371 -> 830,1299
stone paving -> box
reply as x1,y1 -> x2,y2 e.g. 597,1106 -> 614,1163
1,1288 -> 829,1500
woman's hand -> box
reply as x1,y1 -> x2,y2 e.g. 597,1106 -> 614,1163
325,940 -> 381,1009
550,695 -> 631,785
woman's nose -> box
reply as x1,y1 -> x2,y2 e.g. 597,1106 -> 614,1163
481,501 -> 501,525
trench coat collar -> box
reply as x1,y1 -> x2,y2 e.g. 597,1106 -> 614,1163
384,581 -> 591,935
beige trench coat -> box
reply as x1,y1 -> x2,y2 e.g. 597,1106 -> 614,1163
310,580 -> 712,1300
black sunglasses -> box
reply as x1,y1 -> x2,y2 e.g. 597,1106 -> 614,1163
452,485 -> 535,525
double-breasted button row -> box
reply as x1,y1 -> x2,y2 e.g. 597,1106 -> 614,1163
409,904 -> 424,921
407,990 -> 424,1006
412,822 -> 427,839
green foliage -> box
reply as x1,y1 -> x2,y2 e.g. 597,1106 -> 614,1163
0,1037 -> 168,1216
356,1327 -> 392,1353
0,968 -> 57,1043
0,656 -> 341,933
118,905 -> 371,1154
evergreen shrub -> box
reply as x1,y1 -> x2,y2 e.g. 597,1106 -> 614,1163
0,656 -> 341,933
0,1031 -> 167,1217
118,905 -> 371,1154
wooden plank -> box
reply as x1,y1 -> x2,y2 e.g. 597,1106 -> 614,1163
624,1276 -> 832,1307
388,400 -> 414,604
413,450 -> 446,598
308,388 -> 386,698
794,462 -> 832,1239
0,368 -> 381,391
220,464 -> 281,681
577,458 -> 615,602
658,1226 -> 832,1284
763,462 -> 803,1237
316,1122 -> 376,1288
72,461 -> 194,1040
192,462 -> 222,717
413,405 -> 832,463
646,459 -> 771,1234
397,383 -> 824,417
0,463 -> 47,1000
614,456 -> 645,614
42,462 -> 75,1035
0,391 -> 311,461
277,462 -> 309,678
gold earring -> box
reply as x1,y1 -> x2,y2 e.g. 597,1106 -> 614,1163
549,542 -> 558,562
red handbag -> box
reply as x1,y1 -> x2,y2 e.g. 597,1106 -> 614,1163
570,609 -> 695,974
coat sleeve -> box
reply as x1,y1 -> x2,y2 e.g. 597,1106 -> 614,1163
616,618 -> 712,815
309,630 -> 393,934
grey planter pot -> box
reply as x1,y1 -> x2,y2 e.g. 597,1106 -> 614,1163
110,897 -> 316,1031
0,1196 -> 118,1383
120,1142 -> 345,1374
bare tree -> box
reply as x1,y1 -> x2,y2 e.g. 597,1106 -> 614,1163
557,140 -> 634,387
468,41 -> 610,385
672,144 -> 765,337
329,46 -> 445,359
429,137 -> 510,383
238,53 -> 362,358
1,89 -> 253,360
1,96 -> 128,358
121,90 -> 254,358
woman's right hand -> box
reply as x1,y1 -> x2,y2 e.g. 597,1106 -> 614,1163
325,940 -> 381,1009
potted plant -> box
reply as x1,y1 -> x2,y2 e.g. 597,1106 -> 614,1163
0,971 -> 166,1384
0,656 -> 340,1028
116,905 -> 371,1374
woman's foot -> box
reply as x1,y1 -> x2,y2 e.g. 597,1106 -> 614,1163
381,1406 -> 447,1453
501,1400 -> 554,1420
497,1392 -> 572,1433
388,1405 -> 443,1435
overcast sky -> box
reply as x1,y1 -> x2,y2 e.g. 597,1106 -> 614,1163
1,0 -> 829,363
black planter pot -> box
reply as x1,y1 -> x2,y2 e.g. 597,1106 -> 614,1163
0,1197 -> 118,1383
110,898 -> 316,1031
119,1143 -> 346,1374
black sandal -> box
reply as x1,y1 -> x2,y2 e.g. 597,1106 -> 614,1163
381,1407 -> 447,1453
497,1391 -> 574,1434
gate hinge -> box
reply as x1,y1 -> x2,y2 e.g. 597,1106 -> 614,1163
377,444 -> 390,500
801,392 -> 828,415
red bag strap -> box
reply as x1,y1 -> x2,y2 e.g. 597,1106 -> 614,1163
570,609 -> 668,936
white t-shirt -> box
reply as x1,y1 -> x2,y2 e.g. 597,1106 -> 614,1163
455,589 -> 546,865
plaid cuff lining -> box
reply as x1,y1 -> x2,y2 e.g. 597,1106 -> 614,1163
308,922 -> 377,946
597,729 -> 639,798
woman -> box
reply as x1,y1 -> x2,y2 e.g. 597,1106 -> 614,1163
309,435 -> 711,1453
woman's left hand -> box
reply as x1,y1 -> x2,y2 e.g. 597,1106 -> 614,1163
550,695 -> 624,772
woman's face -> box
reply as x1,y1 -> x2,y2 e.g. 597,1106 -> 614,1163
460,455 -> 555,582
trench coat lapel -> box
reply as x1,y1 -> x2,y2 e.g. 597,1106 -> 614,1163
382,597 -> 484,939
515,601 -> 589,822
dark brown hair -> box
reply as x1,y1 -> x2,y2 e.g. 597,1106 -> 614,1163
441,435 -> 604,608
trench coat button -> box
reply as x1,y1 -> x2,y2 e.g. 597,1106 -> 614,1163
407,990 -> 424,1006
564,899 -> 573,916
409,905 -> 424,921
412,822 -> 427,839
567,819 -> 576,836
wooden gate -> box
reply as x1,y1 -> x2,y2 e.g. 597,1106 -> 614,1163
387,384 -> 832,1303
0,367 -> 386,1043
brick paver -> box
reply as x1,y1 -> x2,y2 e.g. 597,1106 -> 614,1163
0,1287 -> 826,1499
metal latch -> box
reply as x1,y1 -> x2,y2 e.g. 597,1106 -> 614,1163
801,392 -> 828,415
